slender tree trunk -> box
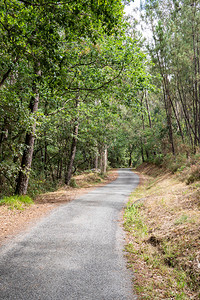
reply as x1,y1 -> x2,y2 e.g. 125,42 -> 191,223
43,139 -> 48,177
59,157 -> 63,179
141,138 -> 145,163
65,123 -> 79,185
0,118 -> 8,161
177,81 -> 197,142
163,86 -> 175,156
145,91 -> 152,128
193,37 -> 198,145
151,20 -> 175,156
196,35 -> 200,145
103,145 -> 107,174
99,147 -> 103,173
0,56 -> 20,89
15,63 -> 41,195
44,100 -> 48,177
95,151 -> 98,170
49,158 -> 55,183
129,147 -> 133,167
65,94 -> 79,185
167,92 -> 184,143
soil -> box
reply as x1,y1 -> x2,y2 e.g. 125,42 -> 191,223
0,170 -> 118,247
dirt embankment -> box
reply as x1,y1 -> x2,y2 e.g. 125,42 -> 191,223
125,163 -> 200,299
0,170 -> 118,246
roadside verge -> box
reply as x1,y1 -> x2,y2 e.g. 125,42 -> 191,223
124,166 -> 200,299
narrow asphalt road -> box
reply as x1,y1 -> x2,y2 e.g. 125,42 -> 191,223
0,169 -> 139,300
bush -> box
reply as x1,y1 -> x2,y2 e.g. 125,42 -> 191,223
69,178 -> 79,188
153,154 -> 164,166
186,164 -> 200,184
163,153 -> 191,173
27,173 -> 58,198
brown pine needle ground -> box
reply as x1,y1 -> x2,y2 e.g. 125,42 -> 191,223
124,164 -> 200,300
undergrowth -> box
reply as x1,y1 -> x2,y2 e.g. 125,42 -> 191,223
148,151 -> 200,184
0,195 -> 33,210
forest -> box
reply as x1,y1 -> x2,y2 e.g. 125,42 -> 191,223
0,0 -> 200,198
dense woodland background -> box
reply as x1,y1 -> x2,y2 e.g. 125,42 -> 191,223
0,0 -> 200,197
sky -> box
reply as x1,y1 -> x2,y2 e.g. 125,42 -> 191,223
124,0 -> 141,15
124,0 -> 152,41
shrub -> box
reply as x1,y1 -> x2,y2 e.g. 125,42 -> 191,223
69,178 -> 79,188
186,164 -> 200,184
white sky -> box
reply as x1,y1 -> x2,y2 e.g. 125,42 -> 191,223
124,0 -> 141,15
124,0 -> 152,41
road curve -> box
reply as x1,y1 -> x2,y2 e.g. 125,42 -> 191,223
0,169 -> 139,300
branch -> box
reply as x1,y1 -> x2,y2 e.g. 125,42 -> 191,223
18,0 -> 68,7
0,56 -> 20,88
65,66 -> 124,93
47,97 -> 76,116
0,20 -> 9,31
68,60 -> 98,70
0,29 -> 38,89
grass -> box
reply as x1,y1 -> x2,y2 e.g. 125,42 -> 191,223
124,166 -> 200,299
73,172 -> 103,188
174,214 -> 189,225
124,202 -> 148,237
0,195 -> 33,210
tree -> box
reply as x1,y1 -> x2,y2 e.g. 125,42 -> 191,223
0,0 -> 127,195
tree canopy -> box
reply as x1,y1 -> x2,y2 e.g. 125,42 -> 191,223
1,0 -> 199,197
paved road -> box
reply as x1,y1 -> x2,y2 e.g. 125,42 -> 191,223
0,169 -> 139,300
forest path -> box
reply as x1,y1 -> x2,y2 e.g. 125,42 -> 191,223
0,169 -> 139,300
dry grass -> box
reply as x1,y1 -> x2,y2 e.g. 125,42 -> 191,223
124,165 -> 200,299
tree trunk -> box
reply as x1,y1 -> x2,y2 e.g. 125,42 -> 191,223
0,56 -> 20,89
141,138 -> 145,163
99,148 -> 103,173
65,122 -> 79,185
15,63 -> 41,195
128,144 -> 133,167
196,35 -> 200,145
99,145 -> 107,174
0,118 -> 8,161
65,95 -> 79,185
103,145 -> 107,174
129,149 -> 132,167
95,151 -> 98,170
167,91 -> 184,143
177,81 -> 197,142
163,87 -> 175,156
145,91 -> 152,128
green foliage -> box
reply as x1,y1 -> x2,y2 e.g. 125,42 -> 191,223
0,195 -> 33,210
0,0 -> 165,196
27,175 -> 58,198
124,202 -> 148,236
69,178 -> 79,188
